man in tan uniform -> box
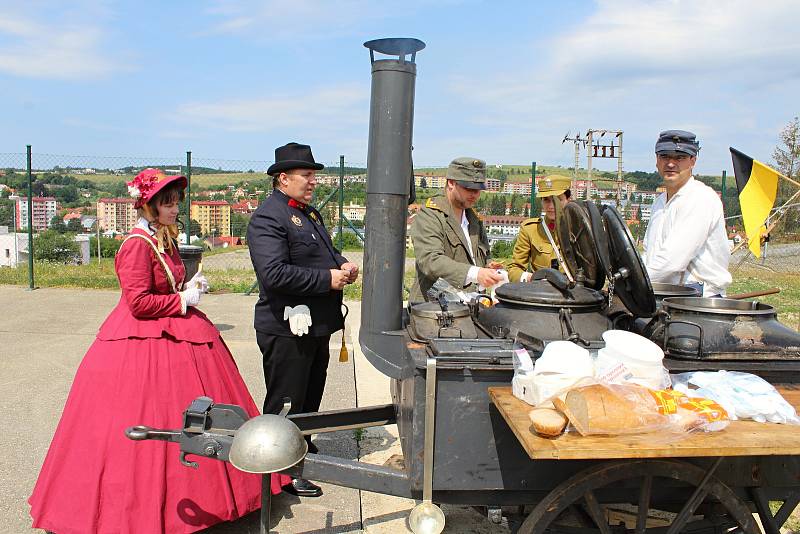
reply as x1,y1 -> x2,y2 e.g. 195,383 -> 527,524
409,157 -> 505,302
508,175 -> 572,282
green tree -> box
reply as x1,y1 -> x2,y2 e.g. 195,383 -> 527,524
0,198 -> 14,227
49,215 -> 68,233
491,239 -> 515,258
66,218 -> 84,233
336,231 -> 363,250
772,116 -> 800,233
231,212 -> 250,237
420,177 -> 428,189
89,235 -> 123,258
35,230 -> 80,263
54,184 -> 79,204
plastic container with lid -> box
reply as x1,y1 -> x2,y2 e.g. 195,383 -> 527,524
598,330 -> 669,389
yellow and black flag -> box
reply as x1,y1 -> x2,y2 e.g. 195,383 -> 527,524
730,147 -> 779,257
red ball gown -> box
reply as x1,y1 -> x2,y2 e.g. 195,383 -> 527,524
29,227 -> 290,534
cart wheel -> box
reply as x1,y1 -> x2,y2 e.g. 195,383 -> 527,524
516,459 -> 759,534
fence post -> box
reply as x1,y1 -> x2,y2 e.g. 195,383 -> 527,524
185,151 -> 192,244
721,169 -> 727,215
26,145 -> 35,290
338,155 -> 345,249
529,161 -> 537,217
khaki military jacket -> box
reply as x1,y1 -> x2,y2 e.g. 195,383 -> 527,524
508,217 -> 558,282
409,195 -> 490,302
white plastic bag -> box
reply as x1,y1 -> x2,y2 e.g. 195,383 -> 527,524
671,370 -> 800,425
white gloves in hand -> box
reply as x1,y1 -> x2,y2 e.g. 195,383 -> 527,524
180,286 -> 202,311
284,305 -> 312,336
186,271 -> 209,293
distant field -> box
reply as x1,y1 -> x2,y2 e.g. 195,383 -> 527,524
70,172 -> 273,188
48,166 -> 725,188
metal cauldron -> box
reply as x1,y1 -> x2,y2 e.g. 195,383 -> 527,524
475,280 -> 610,350
651,297 -> 800,364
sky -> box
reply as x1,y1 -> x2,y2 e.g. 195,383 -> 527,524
2,0 -> 799,175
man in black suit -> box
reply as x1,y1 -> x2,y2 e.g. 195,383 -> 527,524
247,142 -> 358,497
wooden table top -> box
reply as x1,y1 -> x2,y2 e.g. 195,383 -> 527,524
489,385 -> 800,460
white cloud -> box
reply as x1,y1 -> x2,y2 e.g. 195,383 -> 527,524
0,8 -> 124,80
434,1 -> 800,172
550,0 -> 800,86
169,83 -> 369,133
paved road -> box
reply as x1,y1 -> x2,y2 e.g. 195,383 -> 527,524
1,286 -> 508,534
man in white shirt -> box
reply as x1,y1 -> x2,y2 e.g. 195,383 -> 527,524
643,130 -> 732,297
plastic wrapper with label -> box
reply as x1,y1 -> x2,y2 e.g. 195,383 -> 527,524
671,370 -> 800,425
553,383 -> 729,437
512,341 -> 594,408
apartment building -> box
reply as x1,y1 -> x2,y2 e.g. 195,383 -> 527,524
191,201 -> 232,237
13,196 -> 59,231
483,215 -> 526,236
97,198 -> 137,233
503,181 -> 532,196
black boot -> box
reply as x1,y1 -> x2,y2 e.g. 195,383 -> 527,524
282,477 -> 323,497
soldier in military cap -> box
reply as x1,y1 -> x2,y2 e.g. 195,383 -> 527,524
643,130 -> 731,297
247,142 -> 359,497
409,157 -> 505,302
508,175 -> 572,282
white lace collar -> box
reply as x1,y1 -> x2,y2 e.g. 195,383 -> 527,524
135,217 -> 156,236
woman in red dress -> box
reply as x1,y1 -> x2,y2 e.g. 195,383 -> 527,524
29,169 -> 289,534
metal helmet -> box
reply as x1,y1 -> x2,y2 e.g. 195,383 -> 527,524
229,413 -> 307,474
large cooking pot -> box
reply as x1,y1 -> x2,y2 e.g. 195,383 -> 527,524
652,297 -> 800,361
408,301 -> 478,341
475,280 -> 610,350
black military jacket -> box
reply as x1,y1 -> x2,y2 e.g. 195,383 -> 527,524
247,189 -> 348,336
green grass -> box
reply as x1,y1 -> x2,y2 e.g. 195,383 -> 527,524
770,500 -> 800,532
3,261 -> 797,329
69,172 -> 273,188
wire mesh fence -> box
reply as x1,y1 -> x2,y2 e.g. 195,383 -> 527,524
1,148 -> 798,308
0,149 -> 371,292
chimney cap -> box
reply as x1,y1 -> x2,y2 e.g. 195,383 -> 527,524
364,38 -> 425,64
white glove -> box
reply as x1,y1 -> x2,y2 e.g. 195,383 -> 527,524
186,271 -> 209,293
284,305 -> 312,336
180,286 -> 202,313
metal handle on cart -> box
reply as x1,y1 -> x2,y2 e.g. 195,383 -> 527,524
664,319 -> 705,358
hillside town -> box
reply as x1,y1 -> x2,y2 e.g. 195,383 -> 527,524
0,165 -> 730,267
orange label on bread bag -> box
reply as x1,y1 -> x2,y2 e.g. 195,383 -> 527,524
648,389 -> 728,423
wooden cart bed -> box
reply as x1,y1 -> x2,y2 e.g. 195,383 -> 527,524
489,385 -> 800,460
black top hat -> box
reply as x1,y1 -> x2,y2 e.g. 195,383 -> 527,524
267,142 -> 325,176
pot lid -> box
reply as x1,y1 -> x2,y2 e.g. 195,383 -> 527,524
494,280 -> 605,307
557,200 -> 604,290
410,301 -> 471,318
601,205 -> 656,318
651,283 -> 700,297
662,297 -> 776,316
585,201 -> 613,279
